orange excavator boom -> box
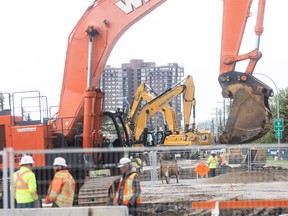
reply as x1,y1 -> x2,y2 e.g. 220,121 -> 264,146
53,0 -> 167,144
219,0 -> 273,144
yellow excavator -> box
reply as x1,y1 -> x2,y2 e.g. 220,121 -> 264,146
126,75 -> 212,156
125,82 -> 179,148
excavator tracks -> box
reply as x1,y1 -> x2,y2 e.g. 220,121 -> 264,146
78,176 -> 121,206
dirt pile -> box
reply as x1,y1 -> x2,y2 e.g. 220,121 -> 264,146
140,165 -> 288,215
203,166 -> 288,184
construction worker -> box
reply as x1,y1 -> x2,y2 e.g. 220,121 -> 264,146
114,157 -> 142,216
219,149 -> 228,174
207,151 -> 218,177
13,155 -> 39,208
130,157 -> 142,176
45,157 -> 75,207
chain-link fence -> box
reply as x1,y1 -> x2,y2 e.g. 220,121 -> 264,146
1,144 -> 288,215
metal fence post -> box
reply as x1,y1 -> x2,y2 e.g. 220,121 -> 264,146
3,148 -> 8,215
149,151 -> 158,182
248,148 -> 251,171
8,148 -> 15,211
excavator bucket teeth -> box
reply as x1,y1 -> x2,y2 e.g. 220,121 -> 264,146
218,72 -> 273,144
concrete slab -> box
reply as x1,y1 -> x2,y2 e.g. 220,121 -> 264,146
0,206 -> 129,216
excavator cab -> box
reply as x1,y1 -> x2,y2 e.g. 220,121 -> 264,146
97,111 -> 130,167
155,130 -> 173,145
137,128 -> 157,147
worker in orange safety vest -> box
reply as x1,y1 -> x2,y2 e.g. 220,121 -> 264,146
45,157 -> 75,207
219,149 -> 228,174
13,155 -> 39,208
114,157 -> 142,216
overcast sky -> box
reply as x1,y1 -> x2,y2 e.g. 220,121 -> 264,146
0,0 -> 287,122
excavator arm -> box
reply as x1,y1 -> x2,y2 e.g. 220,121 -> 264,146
55,0 -> 167,142
127,83 -> 179,136
53,0 -> 271,145
133,75 -> 196,141
219,0 -> 273,144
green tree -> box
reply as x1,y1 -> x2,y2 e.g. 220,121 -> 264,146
25,112 -> 32,121
21,107 -> 32,121
256,87 -> 288,143
0,92 -> 4,111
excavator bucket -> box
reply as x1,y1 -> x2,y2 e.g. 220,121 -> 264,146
218,71 -> 273,144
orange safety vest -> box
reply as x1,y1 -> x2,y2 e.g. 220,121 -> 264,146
14,166 -> 38,203
220,154 -> 227,165
15,170 -> 30,190
114,173 -> 142,205
46,170 -> 75,207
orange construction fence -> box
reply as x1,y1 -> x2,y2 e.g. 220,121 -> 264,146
192,200 -> 288,209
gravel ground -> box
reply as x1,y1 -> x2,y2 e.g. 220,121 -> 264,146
203,166 -> 288,184
138,160 -> 288,216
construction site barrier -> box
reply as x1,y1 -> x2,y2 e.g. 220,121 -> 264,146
192,200 -> 288,216
0,206 -> 129,216
192,200 -> 288,209
1,145 -> 288,215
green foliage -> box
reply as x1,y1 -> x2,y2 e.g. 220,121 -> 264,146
0,92 -> 4,111
24,112 -> 32,121
255,129 -> 275,143
255,87 -> 288,143
21,107 -> 32,121
266,156 -> 288,167
279,87 -> 288,143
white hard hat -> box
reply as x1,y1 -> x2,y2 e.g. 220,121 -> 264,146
211,150 -> 216,155
53,157 -> 67,167
20,155 -> 35,165
118,157 -> 131,168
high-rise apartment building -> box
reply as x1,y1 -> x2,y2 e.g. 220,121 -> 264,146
100,59 -> 185,130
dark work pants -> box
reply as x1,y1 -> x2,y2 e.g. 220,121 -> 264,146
210,168 -> 216,177
128,203 -> 140,216
52,202 -> 59,207
221,165 -> 227,174
16,201 -> 36,208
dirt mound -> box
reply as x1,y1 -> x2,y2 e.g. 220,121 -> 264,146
140,165 -> 288,215
202,166 -> 288,184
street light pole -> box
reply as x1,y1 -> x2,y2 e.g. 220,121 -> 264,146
254,73 -> 280,157
217,100 -> 226,127
211,107 -> 220,143
223,98 -> 226,127
254,73 -> 279,119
